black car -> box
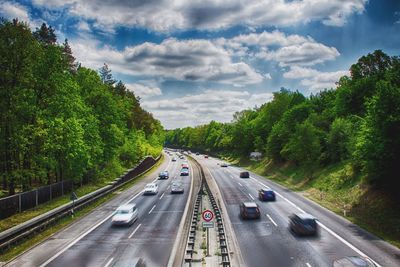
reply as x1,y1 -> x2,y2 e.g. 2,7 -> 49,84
239,171 -> 250,178
239,202 -> 261,219
289,213 -> 318,236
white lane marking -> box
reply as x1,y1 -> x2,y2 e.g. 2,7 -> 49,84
248,176 -> 382,267
237,182 -> 243,187
40,190 -> 144,267
250,177 -> 271,189
266,214 -> 278,227
159,192 -> 165,199
248,193 -> 254,200
128,223 -> 142,239
104,257 -> 114,267
148,205 -> 156,214
317,221 -> 381,267
306,263 -> 312,267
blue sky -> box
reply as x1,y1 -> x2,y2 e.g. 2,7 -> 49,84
1,0 -> 399,129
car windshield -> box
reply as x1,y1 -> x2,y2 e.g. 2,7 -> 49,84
303,219 -> 316,226
116,210 -> 130,214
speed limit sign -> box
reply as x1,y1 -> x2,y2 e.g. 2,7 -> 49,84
202,209 -> 214,222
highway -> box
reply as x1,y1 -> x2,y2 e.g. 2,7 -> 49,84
5,153 -> 195,267
194,154 -> 400,267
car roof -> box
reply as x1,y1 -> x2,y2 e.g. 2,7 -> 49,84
117,204 -> 136,210
242,202 -> 258,208
260,188 -> 273,192
296,213 -> 316,220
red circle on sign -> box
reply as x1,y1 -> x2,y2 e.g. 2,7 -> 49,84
202,209 -> 214,222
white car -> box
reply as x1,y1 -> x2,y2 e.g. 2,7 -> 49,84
112,204 -> 138,226
143,182 -> 158,195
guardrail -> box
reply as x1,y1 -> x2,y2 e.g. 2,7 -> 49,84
0,155 -> 161,253
183,155 -> 231,266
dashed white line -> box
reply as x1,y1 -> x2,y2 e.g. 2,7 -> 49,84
159,192 -> 165,199
248,193 -> 255,200
237,182 -> 243,187
266,214 -> 278,227
104,257 -> 114,267
148,205 -> 156,214
128,223 -> 142,239
306,263 -> 312,267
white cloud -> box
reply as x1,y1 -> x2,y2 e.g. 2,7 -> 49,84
70,37 -> 264,86
77,20 -> 91,32
0,2 -> 30,23
125,83 -> 162,99
31,0 -> 367,32
259,42 -> 339,66
142,89 -> 273,128
284,66 -> 348,92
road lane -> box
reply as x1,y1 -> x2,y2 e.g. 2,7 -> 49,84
44,153 -> 192,267
5,152 -> 196,267
196,155 -> 400,267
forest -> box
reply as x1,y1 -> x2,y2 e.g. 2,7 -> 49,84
166,50 -> 400,198
0,19 -> 164,196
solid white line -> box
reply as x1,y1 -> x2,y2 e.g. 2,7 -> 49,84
248,176 -> 382,267
266,214 -> 278,227
250,177 -> 270,189
248,193 -> 254,200
159,192 -> 165,199
128,223 -> 142,239
306,263 -> 312,267
317,221 -> 381,267
40,190 -> 144,267
237,182 -> 243,187
104,257 -> 114,267
148,205 -> 156,214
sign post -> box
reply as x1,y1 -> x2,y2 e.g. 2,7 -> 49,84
202,209 -> 214,256
70,192 -> 78,217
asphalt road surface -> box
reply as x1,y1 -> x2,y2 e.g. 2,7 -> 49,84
195,154 -> 400,267
5,152 -> 194,267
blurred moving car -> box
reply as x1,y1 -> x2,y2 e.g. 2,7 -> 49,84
171,181 -> 184,193
112,204 -> 138,226
196,152 -> 200,155
181,163 -> 189,169
204,155 -> 209,158
158,171 -> 169,180
239,202 -> 261,219
289,213 -> 318,236
239,171 -> 250,178
171,157 -> 177,162
180,168 -> 189,176
220,163 -> 228,167
258,188 -> 276,201
143,182 -> 158,195
333,256 -> 376,267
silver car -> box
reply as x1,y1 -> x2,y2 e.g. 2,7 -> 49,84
112,204 -> 138,226
171,181 -> 184,194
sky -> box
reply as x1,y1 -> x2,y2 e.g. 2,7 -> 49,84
1,0 -> 399,129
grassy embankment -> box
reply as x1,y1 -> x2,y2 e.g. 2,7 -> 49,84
222,155 -> 400,248
0,155 -> 164,262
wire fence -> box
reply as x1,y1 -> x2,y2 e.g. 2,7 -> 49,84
0,155 -> 161,220
0,180 -> 73,219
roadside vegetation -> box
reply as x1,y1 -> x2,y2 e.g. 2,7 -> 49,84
165,50 -> 400,247
0,19 -> 164,198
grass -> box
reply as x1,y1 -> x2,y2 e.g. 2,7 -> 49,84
0,155 -> 164,262
223,155 -> 400,248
